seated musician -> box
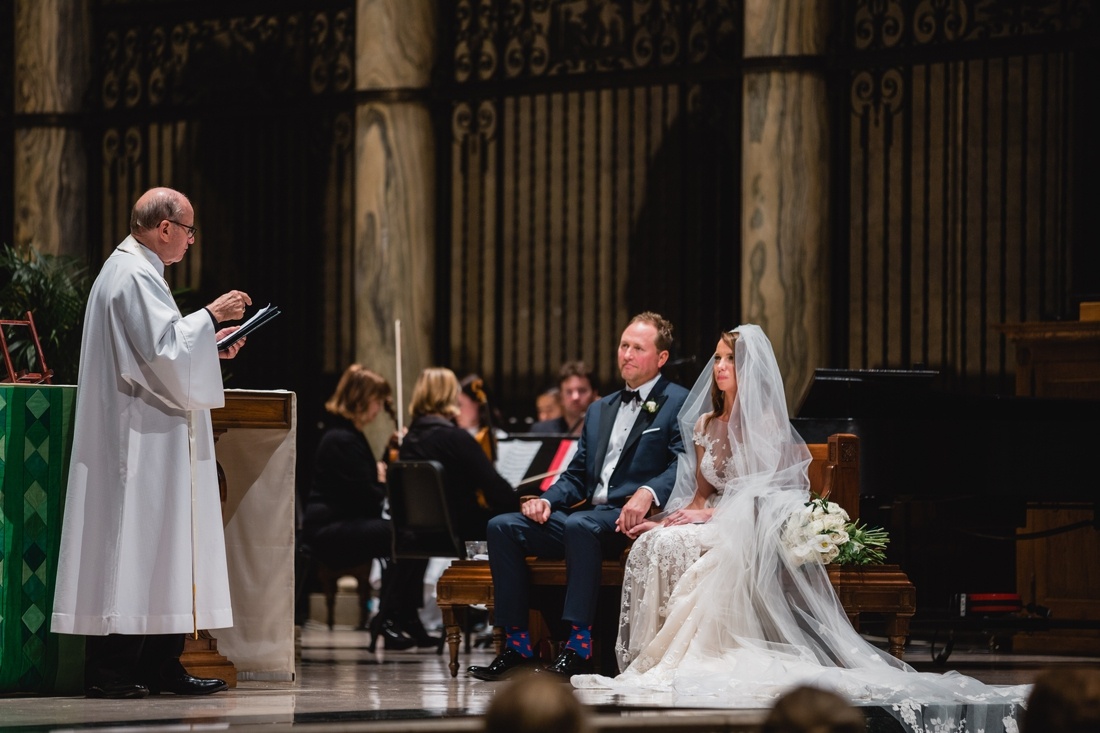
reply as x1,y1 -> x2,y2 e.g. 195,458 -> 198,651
457,372 -> 508,459
534,386 -> 562,424
375,367 -> 518,650
528,360 -> 599,436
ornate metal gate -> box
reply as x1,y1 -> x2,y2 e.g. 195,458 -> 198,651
436,0 -> 744,420
834,0 -> 1099,394
88,0 -> 357,497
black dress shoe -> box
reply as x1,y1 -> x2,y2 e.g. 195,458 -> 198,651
395,616 -> 444,652
367,616 -> 417,653
541,648 -> 593,679
467,647 -> 541,681
149,673 -> 228,695
85,681 -> 150,699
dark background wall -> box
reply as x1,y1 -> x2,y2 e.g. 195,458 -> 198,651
3,0 -> 1098,620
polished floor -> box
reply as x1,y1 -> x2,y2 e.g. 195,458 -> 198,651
0,616 -> 1094,732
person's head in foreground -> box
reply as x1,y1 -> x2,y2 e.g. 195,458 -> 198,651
1023,666 -> 1100,733
762,685 -> 865,733
482,670 -> 591,733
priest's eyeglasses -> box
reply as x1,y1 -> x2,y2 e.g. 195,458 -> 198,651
167,220 -> 197,239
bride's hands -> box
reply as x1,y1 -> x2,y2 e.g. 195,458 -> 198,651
662,508 -> 711,527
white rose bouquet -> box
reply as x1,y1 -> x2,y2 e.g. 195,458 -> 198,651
782,494 -> 889,566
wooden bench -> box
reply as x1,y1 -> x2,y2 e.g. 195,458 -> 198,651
435,433 -> 915,677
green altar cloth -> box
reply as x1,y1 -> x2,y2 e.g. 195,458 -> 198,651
0,384 -> 83,693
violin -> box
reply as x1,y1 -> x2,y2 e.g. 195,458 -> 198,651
466,378 -> 497,463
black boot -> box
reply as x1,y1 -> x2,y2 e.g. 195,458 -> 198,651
367,615 -> 416,653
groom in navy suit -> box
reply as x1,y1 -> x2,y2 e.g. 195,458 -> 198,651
470,312 -> 689,680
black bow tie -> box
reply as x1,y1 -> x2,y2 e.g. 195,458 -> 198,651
622,389 -> 641,405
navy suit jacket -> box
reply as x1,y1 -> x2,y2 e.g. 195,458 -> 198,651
541,375 -> 689,510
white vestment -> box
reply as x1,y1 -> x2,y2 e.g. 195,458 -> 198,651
51,236 -> 233,636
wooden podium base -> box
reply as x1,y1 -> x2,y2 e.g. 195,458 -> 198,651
180,632 -> 237,687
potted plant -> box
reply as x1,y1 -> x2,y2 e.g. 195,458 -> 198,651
0,244 -> 91,385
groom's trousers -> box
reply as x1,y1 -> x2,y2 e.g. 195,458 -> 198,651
486,505 -> 630,628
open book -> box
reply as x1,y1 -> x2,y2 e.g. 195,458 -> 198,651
216,303 -> 281,351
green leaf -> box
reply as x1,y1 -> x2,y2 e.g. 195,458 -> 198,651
0,243 -> 91,383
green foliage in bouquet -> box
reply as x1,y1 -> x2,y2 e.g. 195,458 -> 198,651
0,243 -> 91,384
834,520 -> 890,566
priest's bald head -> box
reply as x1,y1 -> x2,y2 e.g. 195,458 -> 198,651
130,187 -> 196,265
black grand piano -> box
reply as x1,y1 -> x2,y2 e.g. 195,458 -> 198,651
793,368 -> 1099,622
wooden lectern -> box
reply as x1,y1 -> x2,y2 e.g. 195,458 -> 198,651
180,391 -> 295,686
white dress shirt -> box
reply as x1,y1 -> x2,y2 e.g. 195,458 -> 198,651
592,373 -> 661,506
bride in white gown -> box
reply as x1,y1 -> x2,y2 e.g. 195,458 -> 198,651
573,325 -> 1029,733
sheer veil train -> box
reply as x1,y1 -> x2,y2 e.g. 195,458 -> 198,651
571,325 -> 1029,733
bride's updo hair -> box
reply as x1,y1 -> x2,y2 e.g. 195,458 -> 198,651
706,330 -> 739,430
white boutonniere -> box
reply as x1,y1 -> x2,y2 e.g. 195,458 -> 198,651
641,399 -> 659,414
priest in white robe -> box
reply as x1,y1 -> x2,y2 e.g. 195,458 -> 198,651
51,187 -> 252,699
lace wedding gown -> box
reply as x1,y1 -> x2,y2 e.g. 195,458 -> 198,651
615,414 -> 743,671
574,325 -> 1029,733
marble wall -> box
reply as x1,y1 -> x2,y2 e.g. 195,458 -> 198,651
12,0 -> 90,257
355,0 -> 438,448
742,0 -> 831,407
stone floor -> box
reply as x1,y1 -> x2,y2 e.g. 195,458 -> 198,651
1,619 -> 1095,732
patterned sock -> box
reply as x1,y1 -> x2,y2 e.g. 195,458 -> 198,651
504,626 -> 533,658
564,624 -> 592,659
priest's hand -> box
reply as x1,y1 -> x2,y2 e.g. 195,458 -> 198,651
206,290 -> 252,322
216,327 -> 245,359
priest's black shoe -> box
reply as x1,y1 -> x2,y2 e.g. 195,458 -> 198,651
541,648 -> 593,679
85,681 -> 150,699
148,673 -> 228,695
467,647 -> 540,681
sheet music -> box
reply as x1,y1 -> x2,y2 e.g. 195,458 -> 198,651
541,439 -> 578,491
495,440 -> 544,488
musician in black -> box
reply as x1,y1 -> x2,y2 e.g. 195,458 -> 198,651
528,360 -> 599,436
300,365 -> 405,643
374,367 -> 518,650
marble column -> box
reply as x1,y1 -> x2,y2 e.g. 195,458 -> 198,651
742,0 -> 832,409
12,0 -> 91,258
355,0 -> 437,449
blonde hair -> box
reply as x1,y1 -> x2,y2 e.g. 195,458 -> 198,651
325,364 -> 394,423
408,367 -> 462,420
